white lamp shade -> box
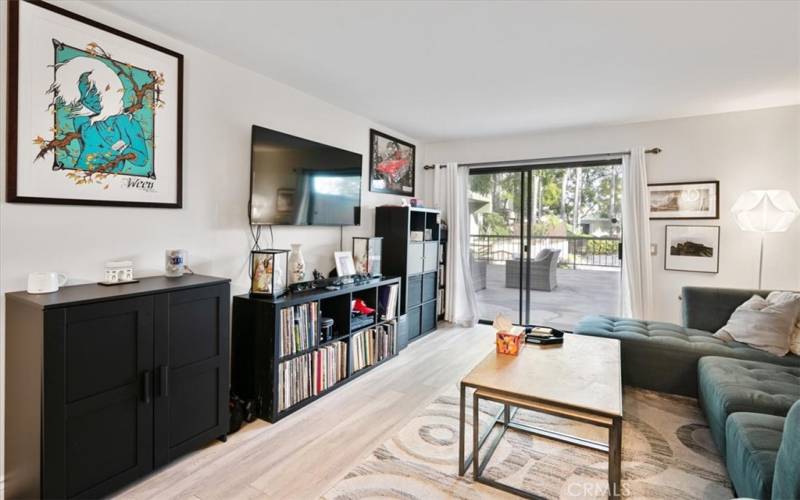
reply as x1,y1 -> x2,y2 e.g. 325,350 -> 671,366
731,190 -> 800,232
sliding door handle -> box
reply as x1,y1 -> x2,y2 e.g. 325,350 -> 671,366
142,371 -> 152,404
159,365 -> 169,397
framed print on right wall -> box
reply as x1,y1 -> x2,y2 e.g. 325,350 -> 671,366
648,181 -> 719,219
664,225 -> 720,273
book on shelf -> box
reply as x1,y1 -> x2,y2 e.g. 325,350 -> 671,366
279,302 -> 319,357
278,340 -> 347,412
378,284 -> 399,320
351,321 -> 397,373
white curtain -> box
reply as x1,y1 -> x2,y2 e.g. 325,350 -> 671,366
621,148 -> 654,319
427,163 -> 479,326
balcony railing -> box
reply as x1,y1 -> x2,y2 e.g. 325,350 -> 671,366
470,234 -> 621,268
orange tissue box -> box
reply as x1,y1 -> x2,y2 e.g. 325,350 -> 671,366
496,327 -> 524,355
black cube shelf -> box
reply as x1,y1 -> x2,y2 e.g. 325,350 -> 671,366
231,277 -> 401,423
375,206 -> 442,342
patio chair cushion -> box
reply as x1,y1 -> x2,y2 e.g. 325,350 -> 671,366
574,315 -> 800,397
533,249 -> 550,260
698,357 -> 800,457
725,411 -> 784,500
504,249 -> 560,292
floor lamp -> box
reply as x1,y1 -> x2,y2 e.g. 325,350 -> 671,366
731,190 -> 799,289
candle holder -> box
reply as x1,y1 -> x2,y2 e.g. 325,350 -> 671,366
352,237 -> 383,276
250,249 -> 289,297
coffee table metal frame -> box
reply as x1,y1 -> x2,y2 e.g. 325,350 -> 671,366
458,384 -> 623,500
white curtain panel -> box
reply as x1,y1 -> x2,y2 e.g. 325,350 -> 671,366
621,148 -> 654,319
427,163 -> 479,326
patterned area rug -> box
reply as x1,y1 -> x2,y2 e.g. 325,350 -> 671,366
322,386 -> 733,499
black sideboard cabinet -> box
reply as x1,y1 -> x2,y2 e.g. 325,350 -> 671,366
5,275 -> 230,499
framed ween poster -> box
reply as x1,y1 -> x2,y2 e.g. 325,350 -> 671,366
6,0 -> 183,207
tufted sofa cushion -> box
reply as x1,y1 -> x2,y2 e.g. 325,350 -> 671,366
724,412 -> 784,500
773,401 -> 800,500
698,357 -> 800,457
575,315 -> 800,397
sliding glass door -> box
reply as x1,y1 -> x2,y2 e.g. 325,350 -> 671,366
468,170 -> 526,323
468,161 -> 622,330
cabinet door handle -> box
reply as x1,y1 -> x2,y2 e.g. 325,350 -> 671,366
159,365 -> 169,397
142,371 -> 152,404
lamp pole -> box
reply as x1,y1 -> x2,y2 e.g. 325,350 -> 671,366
758,232 -> 765,290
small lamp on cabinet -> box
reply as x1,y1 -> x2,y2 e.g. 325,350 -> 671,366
250,249 -> 289,297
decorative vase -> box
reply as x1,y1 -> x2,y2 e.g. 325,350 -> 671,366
288,243 -> 306,284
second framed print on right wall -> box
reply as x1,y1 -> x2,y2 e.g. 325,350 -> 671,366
664,225 -> 720,273
648,181 -> 719,219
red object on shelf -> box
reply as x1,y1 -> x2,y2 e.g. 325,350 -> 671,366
352,298 -> 375,315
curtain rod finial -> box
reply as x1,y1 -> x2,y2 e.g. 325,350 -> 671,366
646,147 -> 662,155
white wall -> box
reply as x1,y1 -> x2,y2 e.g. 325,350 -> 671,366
424,105 -> 800,323
0,0 -> 418,486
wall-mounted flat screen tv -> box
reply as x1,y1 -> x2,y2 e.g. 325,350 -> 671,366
249,125 -> 362,225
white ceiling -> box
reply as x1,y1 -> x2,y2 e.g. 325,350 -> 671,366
96,0 -> 800,142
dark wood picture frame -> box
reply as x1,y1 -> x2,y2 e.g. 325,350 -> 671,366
664,224 -> 720,274
369,128 -> 415,197
6,0 -> 184,208
647,181 -> 719,220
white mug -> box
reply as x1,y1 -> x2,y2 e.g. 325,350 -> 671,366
165,249 -> 187,277
27,272 -> 67,294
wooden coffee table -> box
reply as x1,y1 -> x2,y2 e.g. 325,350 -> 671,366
458,334 -> 623,499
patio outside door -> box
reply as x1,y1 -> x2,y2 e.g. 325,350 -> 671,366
468,161 -> 622,330
468,170 -> 526,324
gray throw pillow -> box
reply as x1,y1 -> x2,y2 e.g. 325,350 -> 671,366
714,292 -> 800,356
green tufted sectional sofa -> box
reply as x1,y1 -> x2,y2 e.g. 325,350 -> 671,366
575,286 -> 800,500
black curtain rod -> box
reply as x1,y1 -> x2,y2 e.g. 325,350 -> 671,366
423,147 -> 662,170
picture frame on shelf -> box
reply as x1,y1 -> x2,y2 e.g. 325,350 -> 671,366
334,251 -> 356,277
6,0 -> 183,208
664,225 -> 720,273
648,181 -> 719,220
369,129 -> 415,196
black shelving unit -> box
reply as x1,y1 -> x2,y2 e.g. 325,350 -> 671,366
231,277 -> 401,423
375,206 -> 441,343
438,226 -> 448,320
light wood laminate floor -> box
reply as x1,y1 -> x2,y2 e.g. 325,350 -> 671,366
115,323 -> 497,500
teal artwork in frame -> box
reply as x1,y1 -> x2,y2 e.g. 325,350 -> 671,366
7,0 -> 183,208
49,40 -> 160,179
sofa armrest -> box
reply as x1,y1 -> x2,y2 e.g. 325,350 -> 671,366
773,401 -> 800,500
680,286 -> 768,332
